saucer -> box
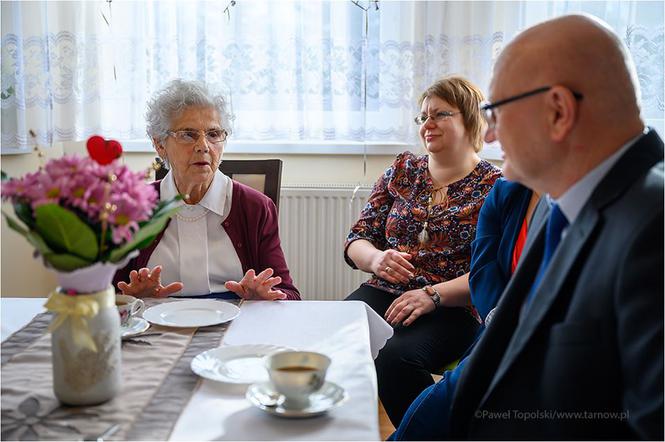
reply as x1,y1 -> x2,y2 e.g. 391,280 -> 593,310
121,317 -> 150,338
246,381 -> 348,418
191,344 -> 291,385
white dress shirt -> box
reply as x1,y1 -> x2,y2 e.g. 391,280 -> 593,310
148,170 -> 244,296
555,129 -> 646,226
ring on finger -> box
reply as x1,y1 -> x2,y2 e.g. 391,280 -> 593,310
385,266 -> 392,273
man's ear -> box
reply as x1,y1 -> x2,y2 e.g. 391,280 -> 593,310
546,85 -> 578,143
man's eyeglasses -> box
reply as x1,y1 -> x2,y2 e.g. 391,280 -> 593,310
414,110 -> 462,125
167,129 -> 228,145
481,86 -> 583,129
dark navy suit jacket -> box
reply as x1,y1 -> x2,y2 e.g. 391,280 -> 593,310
450,130 -> 664,440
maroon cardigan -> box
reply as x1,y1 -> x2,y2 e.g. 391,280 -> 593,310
113,180 -> 300,300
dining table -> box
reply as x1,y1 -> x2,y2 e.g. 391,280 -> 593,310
1,297 -> 393,441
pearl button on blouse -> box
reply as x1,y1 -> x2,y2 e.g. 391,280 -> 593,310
148,170 -> 245,296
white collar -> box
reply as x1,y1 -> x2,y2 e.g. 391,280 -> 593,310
555,130 -> 646,224
160,169 -> 230,217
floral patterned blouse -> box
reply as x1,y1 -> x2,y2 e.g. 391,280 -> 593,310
345,151 -> 502,296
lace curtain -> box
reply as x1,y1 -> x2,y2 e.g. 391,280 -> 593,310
1,1 -> 662,152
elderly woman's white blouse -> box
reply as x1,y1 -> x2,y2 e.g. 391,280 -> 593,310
148,170 -> 244,296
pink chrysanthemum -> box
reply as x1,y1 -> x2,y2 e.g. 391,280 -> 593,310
2,154 -> 158,245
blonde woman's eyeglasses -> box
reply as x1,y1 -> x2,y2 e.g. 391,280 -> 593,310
414,111 -> 462,125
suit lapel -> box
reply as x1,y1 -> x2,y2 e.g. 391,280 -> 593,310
483,205 -> 600,401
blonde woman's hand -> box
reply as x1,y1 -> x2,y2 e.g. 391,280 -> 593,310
116,266 -> 183,298
371,249 -> 415,285
385,288 -> 436,326
225,268 -> 287,300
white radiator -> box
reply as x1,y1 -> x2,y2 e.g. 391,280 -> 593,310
278,185 -> 373,300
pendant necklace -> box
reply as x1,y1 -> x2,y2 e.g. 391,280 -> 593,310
418,185 -> 449,245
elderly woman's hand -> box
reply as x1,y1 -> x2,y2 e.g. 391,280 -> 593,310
225,268 -> 287,301
385,288 -> 436,326
117,266 -> 184,298
371,249 -> 415,285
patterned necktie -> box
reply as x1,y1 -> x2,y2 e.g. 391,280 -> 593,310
523,203 -> 569,311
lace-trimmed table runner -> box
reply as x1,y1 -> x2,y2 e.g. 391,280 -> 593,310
1,297 -> 241,441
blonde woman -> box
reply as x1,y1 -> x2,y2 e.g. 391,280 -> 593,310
344,77 -> 501,425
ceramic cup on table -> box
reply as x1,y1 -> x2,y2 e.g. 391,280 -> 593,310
115,294 -> 145,327
266,351 -> 331,409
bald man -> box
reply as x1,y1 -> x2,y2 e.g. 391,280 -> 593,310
445,15 -> 663,440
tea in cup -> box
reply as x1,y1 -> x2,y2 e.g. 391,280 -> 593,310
266,351 -> 331,408
115,294 -> 145,327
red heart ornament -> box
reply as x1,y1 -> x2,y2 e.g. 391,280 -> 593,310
86,135 -> 123,165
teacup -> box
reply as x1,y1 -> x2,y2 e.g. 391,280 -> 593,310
266,351 -> 331,409
115,294 -> 145,327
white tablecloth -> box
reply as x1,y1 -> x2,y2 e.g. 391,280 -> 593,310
1,297 -> 46,342
1,298 -> 392,441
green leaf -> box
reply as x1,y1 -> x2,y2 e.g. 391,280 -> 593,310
2,211 -> 29,237
0,86 -> 13,100
13,202 -> 35,229
108,204 -> 180,262
124,235 -> 157,253
3,210 -> 88,272
26,230 -> 54,256
34,204 -> 98,260
1,170 -> 7,181
44,253 -> 92,271
151,196 -> 182,218
3,211 -> 54,257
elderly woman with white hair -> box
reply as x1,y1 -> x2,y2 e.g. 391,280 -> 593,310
113,79 -> 300,300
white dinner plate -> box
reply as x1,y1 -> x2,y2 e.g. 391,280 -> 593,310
142,300 -> 240,328
246,381 -> 348,418
191,344 -> 291,385
121,317 -> 150,338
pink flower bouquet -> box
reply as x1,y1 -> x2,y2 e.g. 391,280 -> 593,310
1,136 -> 179,273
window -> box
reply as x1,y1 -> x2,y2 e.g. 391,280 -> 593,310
1,1 -> 662,154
